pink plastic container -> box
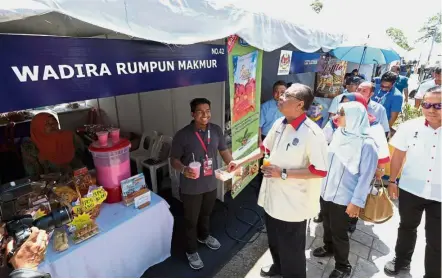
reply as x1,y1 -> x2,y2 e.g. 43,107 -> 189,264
110,128 -> 120,143
189,162 -> 201,179
89,139 -> 131,203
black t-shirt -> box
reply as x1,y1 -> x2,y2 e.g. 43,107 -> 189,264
171,122 -> 227,195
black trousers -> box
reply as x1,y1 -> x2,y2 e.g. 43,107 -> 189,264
265,213 -> 306,278
321,198 -> 352,271
395,189 -> 441,278
181,189 -> 217,254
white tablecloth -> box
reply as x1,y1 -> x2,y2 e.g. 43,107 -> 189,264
40,193 -> 174,278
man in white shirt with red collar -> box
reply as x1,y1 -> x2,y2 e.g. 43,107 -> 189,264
228,83 -> 328,278
384,85 -> 441,278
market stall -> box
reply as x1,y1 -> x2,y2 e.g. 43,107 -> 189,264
0,1 -> 347,277
0,33 -> 227,277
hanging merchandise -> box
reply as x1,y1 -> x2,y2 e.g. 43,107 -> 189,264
315,55 -> 348,99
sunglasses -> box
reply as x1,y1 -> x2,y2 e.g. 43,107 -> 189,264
421,102 -> 442,110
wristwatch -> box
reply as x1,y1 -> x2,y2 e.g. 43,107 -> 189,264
281,169 -> 287,180
389,180 -> 397,185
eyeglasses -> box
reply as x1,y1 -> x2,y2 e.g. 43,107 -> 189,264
422,102 -> 442,110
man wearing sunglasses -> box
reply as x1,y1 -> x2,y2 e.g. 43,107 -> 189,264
414,67 -> 441,108
372,71 -> 404,136
384,86 -> 441,278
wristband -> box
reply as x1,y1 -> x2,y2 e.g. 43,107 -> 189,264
389,180 -> 397,184
377,168 -> 385,171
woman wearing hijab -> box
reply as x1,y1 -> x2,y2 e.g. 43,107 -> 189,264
324,93 -> 390,173
321,93 -> 390,232
313,102 -> 379,278
21,113 -> 85,179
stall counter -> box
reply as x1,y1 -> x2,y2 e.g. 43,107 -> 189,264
39,192 -> 173,278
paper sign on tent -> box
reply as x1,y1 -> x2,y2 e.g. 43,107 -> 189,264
277,50 -> 292,75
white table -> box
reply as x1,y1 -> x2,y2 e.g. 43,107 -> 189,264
40,193 -> 174,278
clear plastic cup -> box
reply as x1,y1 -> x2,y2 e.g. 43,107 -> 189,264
263,157 -> 271,167
96,131 -> 109,146
109,128 -> 120,143
188,162 -> 201,179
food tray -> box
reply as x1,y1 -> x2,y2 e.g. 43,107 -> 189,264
215,166 -> 235,181
72,229 -> 100,244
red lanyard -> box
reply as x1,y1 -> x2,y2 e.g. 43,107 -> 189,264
195,130 -> 210,155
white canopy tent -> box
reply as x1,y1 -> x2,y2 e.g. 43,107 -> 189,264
0,0 -> 345,52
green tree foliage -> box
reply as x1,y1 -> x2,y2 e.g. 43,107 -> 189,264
310,0 -> 323,13
386,27 -> 413,51
416,12 -> 441,43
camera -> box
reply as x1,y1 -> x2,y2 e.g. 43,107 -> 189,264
5,207 -> 72,247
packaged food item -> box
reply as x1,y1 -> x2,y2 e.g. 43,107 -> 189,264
121,174 -> 150,207
53,185 -> 78,205
71,186 -> 107,219
215,166 -> 234,181
71,222 -> 99,244
26,195 -> 51,219
73,167 -> 94,196
53,230 -> 69,252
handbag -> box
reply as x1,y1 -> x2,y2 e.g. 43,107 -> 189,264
359,179 -> 394,224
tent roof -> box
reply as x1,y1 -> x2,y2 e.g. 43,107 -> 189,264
0,0 -> 345,52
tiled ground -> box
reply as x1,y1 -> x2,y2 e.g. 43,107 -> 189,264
216,200 -> 428,278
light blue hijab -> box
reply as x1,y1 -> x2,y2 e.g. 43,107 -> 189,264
329,102 -> 372,175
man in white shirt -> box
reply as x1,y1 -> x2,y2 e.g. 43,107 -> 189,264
356,81 -> 390,135
414,67 -> 441,108
384,86 -> 441,278
228,84 -> 329,278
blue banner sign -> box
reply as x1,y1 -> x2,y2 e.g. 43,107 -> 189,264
290,52 -> 321,74
0,35 -> 227,113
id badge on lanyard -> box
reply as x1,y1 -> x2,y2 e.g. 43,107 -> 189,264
195,130 -> 213,176
377,90 -> 390,105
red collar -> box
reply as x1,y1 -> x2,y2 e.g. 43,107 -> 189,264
283,113 -> 307,130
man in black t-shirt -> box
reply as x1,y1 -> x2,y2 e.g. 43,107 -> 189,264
171,98 -> 233,270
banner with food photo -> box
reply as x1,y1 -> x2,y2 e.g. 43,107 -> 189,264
228,37 -> 263,199
315,56 -> 347,99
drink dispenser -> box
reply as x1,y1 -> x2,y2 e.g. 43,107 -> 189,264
89,137 -> 131,203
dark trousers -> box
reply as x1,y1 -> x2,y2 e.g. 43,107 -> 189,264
395,189 -> 441,278
181,189 -> 217,254
321,198 -> 352,271
265,213 -> 306,278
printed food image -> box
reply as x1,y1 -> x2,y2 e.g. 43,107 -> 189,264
232,78 -> 256,122
250,162 -> 259,175
231,51 -> 258,123
235,128 -> 254,148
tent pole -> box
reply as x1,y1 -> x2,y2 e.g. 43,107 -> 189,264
358,46 -> 367,71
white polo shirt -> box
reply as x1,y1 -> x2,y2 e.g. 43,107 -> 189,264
390,117 -> 441,202
259,114 -> 329,222
414,79 -> 437,100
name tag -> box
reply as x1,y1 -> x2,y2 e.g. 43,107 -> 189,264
134,192 -> 151,209
203,157 -> 213,176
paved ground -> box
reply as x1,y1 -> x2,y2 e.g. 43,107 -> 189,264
216,200 -> 428,278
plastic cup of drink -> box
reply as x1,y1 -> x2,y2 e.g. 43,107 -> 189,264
96,131 -> 109,146
110,128 -> 120,143
188,162 -> 201,179
263,158 -> 271,167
